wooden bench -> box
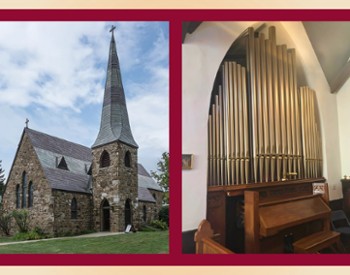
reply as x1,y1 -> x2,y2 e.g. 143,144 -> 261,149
194,220 -> 234,254
293,230 -> 341,253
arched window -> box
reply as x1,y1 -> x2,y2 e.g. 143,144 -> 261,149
143,205 -> 147,222
16,184 -> 20,209
22,172 -> 27,208
101,199 -> 110,231
124,151 -> 131,168
28,181 -> 33,208
100,150 -> 110,168
71,198 -> 78,219
125,199 -> 132,227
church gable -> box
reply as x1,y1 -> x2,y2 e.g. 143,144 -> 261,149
4,129 -> 50,200
2,129 -> 54,234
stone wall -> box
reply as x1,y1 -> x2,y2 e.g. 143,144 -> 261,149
2,131 -> 54,235
52,190 -> 93,236
134,189 -> 164,227
148,190 -> 164,210
136,201 -> 158,225
92,141 -> 138,232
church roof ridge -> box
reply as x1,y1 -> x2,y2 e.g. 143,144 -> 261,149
92,26 -> 138,149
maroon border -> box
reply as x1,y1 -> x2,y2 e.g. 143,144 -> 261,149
0,9 -> 349,21
2,253 -> 350,265
0,8 -> 350,266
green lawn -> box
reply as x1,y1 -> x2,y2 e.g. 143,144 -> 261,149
0,231 -> 168,254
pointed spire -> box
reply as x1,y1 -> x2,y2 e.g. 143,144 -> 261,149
92,26 -> 138,149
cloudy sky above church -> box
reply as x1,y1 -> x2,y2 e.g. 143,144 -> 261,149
0,22 -> 169,177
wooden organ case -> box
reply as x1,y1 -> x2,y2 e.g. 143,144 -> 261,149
206,25 -> 333,253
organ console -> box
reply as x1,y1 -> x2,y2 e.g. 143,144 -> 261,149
244,181 -> 333,253
205,25 -> 338,253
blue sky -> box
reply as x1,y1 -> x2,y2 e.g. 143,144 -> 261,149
0,22 -> 169,179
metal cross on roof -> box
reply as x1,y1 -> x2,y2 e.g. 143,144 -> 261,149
25,118 -> 29,128
109,25 -> 116,34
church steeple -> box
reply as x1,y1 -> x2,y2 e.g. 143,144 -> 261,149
92,26 -> 138,149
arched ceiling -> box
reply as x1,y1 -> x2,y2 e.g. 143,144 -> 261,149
183,21 -> 350,93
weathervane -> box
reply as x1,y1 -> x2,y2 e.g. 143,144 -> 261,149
109,25 -> 116,34
25,118 -> 29,128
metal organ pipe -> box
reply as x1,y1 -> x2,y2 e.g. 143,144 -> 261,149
207,26 -> 323,186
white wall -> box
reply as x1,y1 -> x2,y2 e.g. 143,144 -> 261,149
182,22 -> 255,232
337,77 -> 350,177
182,21 -> 342,232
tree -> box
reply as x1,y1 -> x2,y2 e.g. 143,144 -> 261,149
151,152 -> 169,205
0,160 -> 5,205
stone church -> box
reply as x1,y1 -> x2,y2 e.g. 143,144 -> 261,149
2,28 -> 163,236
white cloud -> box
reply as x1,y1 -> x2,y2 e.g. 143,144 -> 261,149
0,22 -> 108,109
0,22 -> 169,178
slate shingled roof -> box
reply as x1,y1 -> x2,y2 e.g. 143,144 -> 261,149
25,128 -> 161,198
137,163 -> 162,202
25,128 -> 92,194
138,163 -> 151,177
138,164 -> 163,192
26,128 -> 92,162
138,186 -> 156,203
92,31 -> 138,149
42,167 -> 91,193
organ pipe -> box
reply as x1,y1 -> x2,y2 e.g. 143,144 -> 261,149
208,25 -> 323,186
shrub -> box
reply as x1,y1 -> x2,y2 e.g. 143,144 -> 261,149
0,210 -> 12,236
14,230 -> 41,241
12,209 -> 29,233
14,226 -> 48,241
150,220 -> 168,230
33,226 -> 46,237
158,205 -> 169,225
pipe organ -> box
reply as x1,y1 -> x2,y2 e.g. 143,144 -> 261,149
208,26 -> 323,186
206,26 -> 331,253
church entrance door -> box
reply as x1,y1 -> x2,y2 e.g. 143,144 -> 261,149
125,199 -> 131,229
101,199 -> 110,231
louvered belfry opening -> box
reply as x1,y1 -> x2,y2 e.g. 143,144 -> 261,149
207,26 -> 323,187
100,150 -> 111,168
